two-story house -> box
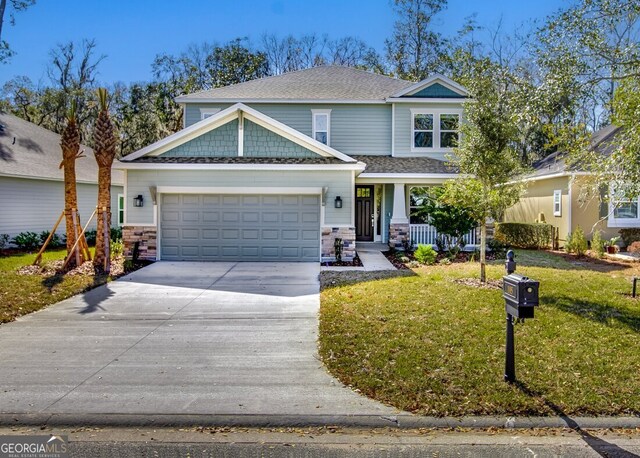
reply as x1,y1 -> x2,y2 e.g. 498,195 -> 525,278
115,66 -> 471,262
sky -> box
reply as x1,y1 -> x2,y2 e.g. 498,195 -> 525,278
1,0 -> 566,87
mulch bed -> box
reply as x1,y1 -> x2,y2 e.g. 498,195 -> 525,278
453,278 -> 502,289
323,255 -> 363,267
17,257 -> 151,278
383,249 -> 500,270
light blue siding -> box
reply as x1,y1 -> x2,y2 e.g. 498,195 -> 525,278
0,176 -> 123,238
184,103 -> 392,155
126,169 -> 353,226
162,120 -> 238,157
244,120 -> 317,158
409,83 -> 464,98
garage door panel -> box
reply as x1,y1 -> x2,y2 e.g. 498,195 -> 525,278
161,193 -> 320,261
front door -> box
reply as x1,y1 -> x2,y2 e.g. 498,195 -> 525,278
355,185 -> 374,241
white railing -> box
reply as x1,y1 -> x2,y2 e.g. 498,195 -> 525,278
409,224 -> 478,249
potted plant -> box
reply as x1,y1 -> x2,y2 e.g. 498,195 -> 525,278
605,237 -> 620,254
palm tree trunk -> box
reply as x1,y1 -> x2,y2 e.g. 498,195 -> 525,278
94,165 -> 112,272
63,153 -> 85,268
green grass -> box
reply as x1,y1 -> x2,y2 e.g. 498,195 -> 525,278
319,250 -> 640,417
0,248 -> 109,324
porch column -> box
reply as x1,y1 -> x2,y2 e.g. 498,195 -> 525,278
390,183 -> 409,224
389,183 -> 410,249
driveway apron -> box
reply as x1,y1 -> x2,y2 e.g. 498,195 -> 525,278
0,262 -> 398,420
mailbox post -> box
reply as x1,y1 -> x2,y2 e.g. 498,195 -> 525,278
502,251 -> 539,383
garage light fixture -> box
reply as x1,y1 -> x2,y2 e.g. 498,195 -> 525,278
133,194 -> 144,207
334,196 -> 342,209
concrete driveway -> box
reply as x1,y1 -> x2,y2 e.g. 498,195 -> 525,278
0,262 -> 399,425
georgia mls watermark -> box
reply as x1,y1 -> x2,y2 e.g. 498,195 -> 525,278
0,435 -> 68,458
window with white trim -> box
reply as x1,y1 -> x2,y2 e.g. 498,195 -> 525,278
200,108 -> 220,120
117,194 -> 125,226
553,190 -> 562,216
312,109 -> 331,145
607,184 -> 640,227
411,109 -> 461,151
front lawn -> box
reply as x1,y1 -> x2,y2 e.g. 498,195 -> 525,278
319,250 -> 640,416
0,249 -> 124,323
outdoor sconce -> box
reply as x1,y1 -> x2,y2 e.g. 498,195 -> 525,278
133,194 -> 144,207
334,196 -> 342,208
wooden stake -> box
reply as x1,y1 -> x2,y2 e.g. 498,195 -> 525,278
71,208 -> 81,267
33,211 -> 65,266
63,208 -> 97,269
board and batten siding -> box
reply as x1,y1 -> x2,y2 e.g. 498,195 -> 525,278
184,103 -> 392,155
125,169 -> 353,226
0,176 -> 123,238
393,102 -> 464,160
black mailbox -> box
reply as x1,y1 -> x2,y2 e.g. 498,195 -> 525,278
503,273 -> 539,319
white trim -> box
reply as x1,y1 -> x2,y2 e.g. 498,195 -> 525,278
122,103 -> 357,163
567,178 -> 573,233
553,189 -> 562,217
114,161 -> 366,172
607,184 -> 640,228
410,108 -> 462,153
311,109 -> 331,146
510,171 -> 591,184
386,98 -> 468,104
175,97 -> 389,104
381,184 -> 386,243
200,107 -> 221,120
237,111 -> 244,157
390,74 -> 469,98
320,224 -> 354,228
391,103 -> 396,157
350,170 -> 356,227
156,186 -> 323,195
117,193 -> 125,227
0,172 -> 124,186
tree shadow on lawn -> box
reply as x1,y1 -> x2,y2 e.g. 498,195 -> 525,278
320,270 -> 416,291
545,294 -> 640,334
515,381 -> 640,458
508,250 -> 632,274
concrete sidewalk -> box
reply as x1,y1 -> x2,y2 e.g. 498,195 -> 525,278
0,261 -> 399,424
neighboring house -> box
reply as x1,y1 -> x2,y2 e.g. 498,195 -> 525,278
116,66 -> 474,262
0,113 -> 124,240
504,125 -> 625,245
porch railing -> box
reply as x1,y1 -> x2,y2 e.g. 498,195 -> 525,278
409,224 -> 478,249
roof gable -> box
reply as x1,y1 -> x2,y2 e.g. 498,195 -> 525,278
122,103 -> 356,163
390,74 -> 469,99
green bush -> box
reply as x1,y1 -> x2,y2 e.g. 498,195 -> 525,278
0,234 -> 9,250
12,232 -> 41,251
39,230 -> 64,249
110,226 -> 122,242
487,238 -> 508,257
83,227 -> 120,246
111,239 -> 124,258
494,222 -> 553,249
414,244 -> 437,265
566,226 -> 588,256
619,228 -> 640,247
591,230 -> 605,258
84,230 -> 97,246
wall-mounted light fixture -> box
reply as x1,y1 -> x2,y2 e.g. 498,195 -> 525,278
334,196 -> 342,209
133,194 -> 144,207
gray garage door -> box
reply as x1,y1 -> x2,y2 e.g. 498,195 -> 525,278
160,194 -> 320,262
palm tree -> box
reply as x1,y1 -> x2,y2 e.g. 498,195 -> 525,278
60,101 -> 87,268
93,88 -> 117,273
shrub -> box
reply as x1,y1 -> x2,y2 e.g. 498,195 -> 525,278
39,230 -> 64,249
414,244 -> 437,265
619,228 -> 640,247
12,231 -> 41,251
0,234 -> 9,250
111,239 -> 124,258
591,230 -> 605,258
628,241 -> 640,254
84,230 -> 97,246
494,222 -> 553,249
566,226 -> 588,256
488,238 -> 508,258
110,226 -> 122,242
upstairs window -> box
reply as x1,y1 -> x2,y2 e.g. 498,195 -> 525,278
312,109 -> 331,145
411,110 -> 461,151
200,108 -> 220,120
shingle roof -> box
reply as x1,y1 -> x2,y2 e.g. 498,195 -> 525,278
129,156 -> 346,165
352,155 -> 457,174
176,66 -> 413,102
0,113 -> 124,185
530,125 -> 622,178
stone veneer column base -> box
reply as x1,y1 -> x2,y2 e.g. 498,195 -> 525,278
123,226 -> 158,261
321,227 -> 356,262
389,223 -> 410,250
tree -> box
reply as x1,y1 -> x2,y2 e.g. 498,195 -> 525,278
92,88 -> 117,273
206,38 -> 270,88
59,101 -> 87,268
413,186 -> 476,257
441,58 -> 527,282
385,0 -> 447,80
0,0 -> 35,63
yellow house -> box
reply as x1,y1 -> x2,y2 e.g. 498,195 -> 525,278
504,126 -> 629,246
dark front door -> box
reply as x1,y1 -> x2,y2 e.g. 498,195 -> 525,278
355,185 -> 374,241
